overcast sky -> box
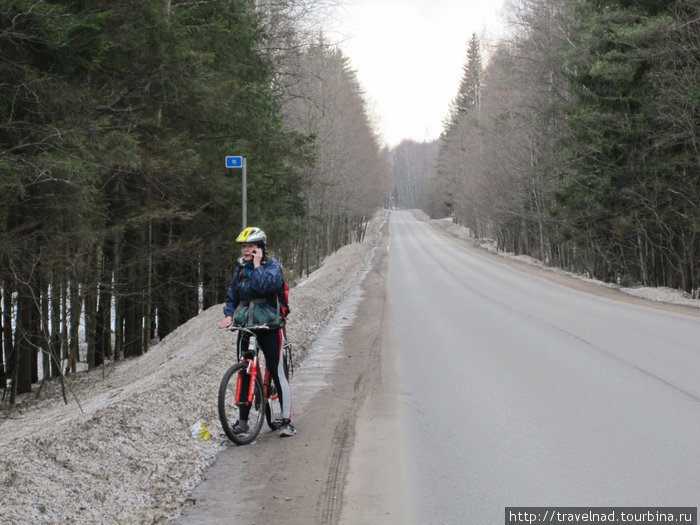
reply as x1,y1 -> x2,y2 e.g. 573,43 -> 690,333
329,0 -> 507,148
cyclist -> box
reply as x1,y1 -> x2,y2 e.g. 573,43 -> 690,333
218,226 -> 296,437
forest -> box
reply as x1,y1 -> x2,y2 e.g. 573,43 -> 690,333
0,0 -> 388,400
2,0 -> 699,402
397,0 -> 699,302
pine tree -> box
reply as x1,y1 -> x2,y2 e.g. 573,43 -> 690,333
443,33 -> 483,134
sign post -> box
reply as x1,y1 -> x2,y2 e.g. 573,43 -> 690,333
225,156 -> 247,228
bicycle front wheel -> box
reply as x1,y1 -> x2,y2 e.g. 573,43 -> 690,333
218,363 -> 265,445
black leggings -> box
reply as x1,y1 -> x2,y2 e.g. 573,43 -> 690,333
237,328 -> 292,421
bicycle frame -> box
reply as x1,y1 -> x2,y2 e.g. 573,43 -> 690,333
228,325 -> 277,407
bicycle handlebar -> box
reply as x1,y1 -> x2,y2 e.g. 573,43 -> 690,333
223,324 -> 274,332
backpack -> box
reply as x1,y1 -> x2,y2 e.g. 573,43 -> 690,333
277,279 -> 290,321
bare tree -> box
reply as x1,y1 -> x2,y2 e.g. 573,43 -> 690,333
391,140 -> 439,210
281,40 -> 389,275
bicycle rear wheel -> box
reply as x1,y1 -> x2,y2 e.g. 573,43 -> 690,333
265,343 -> 293,430
283,340 -> 293,378
218,363 -> 265,445
265,382 -> 283,430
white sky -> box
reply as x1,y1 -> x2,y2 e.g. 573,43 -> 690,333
329,0 -> 507,148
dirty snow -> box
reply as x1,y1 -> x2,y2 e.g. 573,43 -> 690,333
1,210 -> 696,525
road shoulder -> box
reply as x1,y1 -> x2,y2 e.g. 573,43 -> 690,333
177,219 -> 400,525
338,226 -> 414,525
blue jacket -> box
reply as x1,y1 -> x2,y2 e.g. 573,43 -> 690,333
223,257 -> 283,318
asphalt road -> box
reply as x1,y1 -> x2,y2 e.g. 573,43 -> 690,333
384,210 -> 700,524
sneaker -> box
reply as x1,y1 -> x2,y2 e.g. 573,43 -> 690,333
231,420 -> 249,434
279,419 -> 296,437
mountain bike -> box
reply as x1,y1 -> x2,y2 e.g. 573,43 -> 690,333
218,325 -> 293,445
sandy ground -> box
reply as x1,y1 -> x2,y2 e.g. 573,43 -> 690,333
1,210 -> 697,525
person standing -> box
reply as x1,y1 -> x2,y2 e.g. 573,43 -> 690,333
218,226 -> 296,437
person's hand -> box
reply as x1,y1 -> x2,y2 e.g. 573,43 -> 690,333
218,316 -> 232,329
252,248 -> 263,267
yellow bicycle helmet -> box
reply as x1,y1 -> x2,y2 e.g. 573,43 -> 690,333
236,226 -> 267,245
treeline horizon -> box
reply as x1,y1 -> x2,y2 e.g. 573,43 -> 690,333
392,0 -> 699,298
0,0 -> 388,401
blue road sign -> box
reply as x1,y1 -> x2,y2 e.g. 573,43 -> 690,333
225,156 -> 243,168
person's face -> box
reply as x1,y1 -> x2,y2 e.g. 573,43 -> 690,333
240,243 -> 259,261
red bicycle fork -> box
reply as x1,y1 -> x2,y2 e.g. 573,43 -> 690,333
234,356 -> 259,405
